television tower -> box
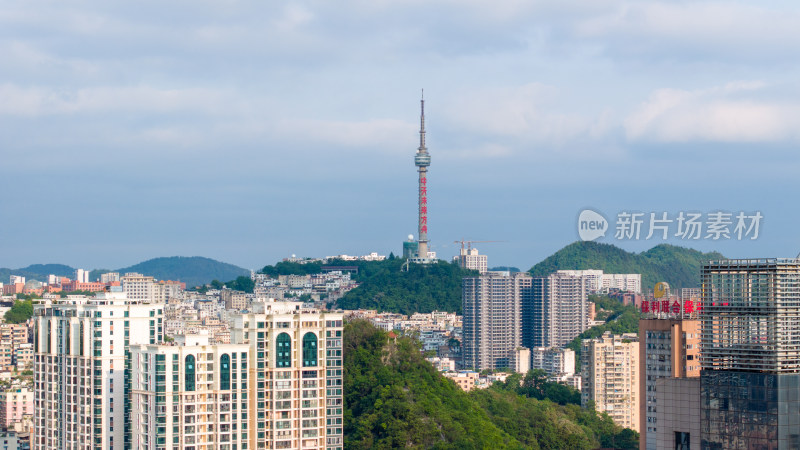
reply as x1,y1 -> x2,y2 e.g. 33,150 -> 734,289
414,90 -> 431,260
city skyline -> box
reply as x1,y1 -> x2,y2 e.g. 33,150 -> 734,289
4,1 -> 800,271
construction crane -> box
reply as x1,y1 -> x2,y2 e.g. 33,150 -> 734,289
453,240 -> 504,252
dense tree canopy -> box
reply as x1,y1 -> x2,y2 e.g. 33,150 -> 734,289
4,300 -> 33,323
337,260 -> 477,314
344,320 -> 639,449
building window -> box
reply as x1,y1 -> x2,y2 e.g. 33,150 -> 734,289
220,354 -> 231,390
185,355 -> 196,391
675,432 -> 689,450
80,322 -> 84,356
276,333 -> 291,368
302,333 -> 318,367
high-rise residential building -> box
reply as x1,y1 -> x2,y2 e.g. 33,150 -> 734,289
101,272 -> 121,284
228,301 -> 344,450
524,273 -> 589,349
556,269 -> 641,293
638,318 -> 700,450
75,269 -> 89,284
531,347 -> 576,376
462,271 -> 528,370
701,259 -> 800,449
601,273 -> 641,293
122,273 -> 157,302
33,290 -> 164,449
411,92 -> 433,264
130,334 -> 250,449
557,269 -> 604,292
581,332 -> 640,431
456,248 -> 488,274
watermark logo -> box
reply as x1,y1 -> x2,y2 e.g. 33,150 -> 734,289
577,209 -> 608,241
578,209 -> 762,241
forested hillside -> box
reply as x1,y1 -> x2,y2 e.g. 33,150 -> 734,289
530,241 -> 724,289
336,259 -> 476,314
343,320 -> 638,449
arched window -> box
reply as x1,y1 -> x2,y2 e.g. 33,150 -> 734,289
220,354 -> 231,390
302,333 -> 318,367
276,333 -> 292,368
185,355 -> 196,391
79,322 -> 84,356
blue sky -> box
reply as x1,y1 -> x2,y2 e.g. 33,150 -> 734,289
2,0 -> 800,271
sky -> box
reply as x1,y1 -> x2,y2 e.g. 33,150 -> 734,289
2,0 -> 800,272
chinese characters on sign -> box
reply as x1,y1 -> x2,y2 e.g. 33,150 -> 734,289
614,211 -> 762,241
641,299 -> 701,315
420,176 -> 427,234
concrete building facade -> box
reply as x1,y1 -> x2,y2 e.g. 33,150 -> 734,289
462,272 -> 528,371
638,318 -> 700,450
33,291 -> 164,449
581,332 -> 640,432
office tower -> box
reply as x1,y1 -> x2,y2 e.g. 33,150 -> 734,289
655,377 -> 700,450
33,290 -> 164,449
412,92 -> 433,263
581,332 -> 640,431
456,248 -> 488,274
638,318 -> 700,450
130,334 -> 250,449
524,273 -> 589,349
701,259 -> 800,449
229,301 -> 344,450
462,271 -> 529,370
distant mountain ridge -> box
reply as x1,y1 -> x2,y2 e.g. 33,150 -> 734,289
1,257 -> 249,289
529,241 -> 724,290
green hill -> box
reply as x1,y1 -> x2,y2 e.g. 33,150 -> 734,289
336,259 -> 476,314
344,320 -> 637,449
0,264 -> 75,283
2,257 -> 249,289
529,242 -> 724,290
107,256 -> 249,288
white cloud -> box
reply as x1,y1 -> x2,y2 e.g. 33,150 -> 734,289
0,84 -> 236,117
276,118 -> 414,152
624,82 -> 800,142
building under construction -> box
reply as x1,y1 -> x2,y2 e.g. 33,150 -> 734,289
701,258 -> 800,449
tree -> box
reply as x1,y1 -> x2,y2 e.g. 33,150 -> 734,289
5,300 -> 33,323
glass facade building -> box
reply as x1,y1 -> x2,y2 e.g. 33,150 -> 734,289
701,259 -> 800,449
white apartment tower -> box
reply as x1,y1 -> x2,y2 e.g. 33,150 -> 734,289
228,301 -> 344,450
122,273 -> 157,302
531,347 -> 576,376
130,335 -> 250,449
456,248 -> 488,274
33,291 -> 164,449
581,332 -> 640,432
